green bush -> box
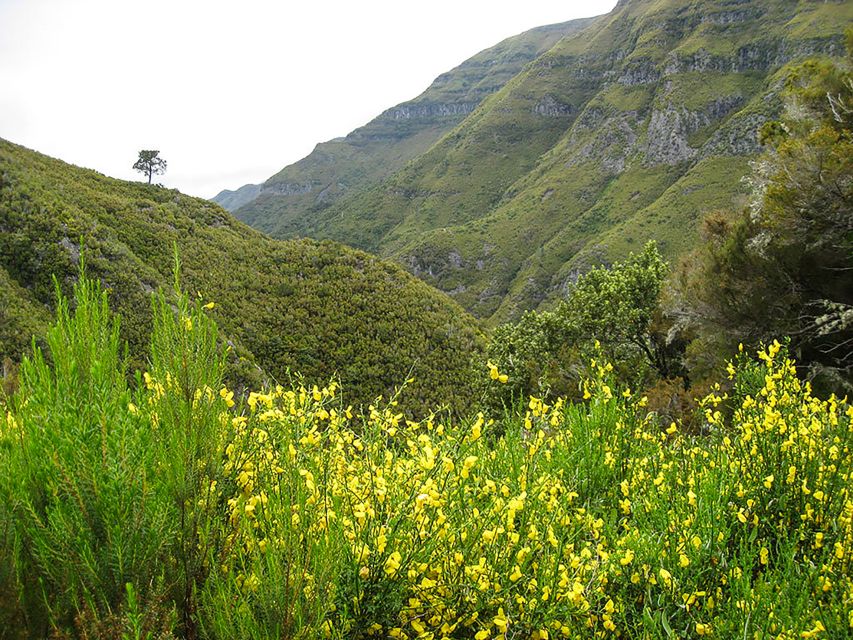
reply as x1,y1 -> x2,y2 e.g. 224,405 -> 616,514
0,275 -> 173,633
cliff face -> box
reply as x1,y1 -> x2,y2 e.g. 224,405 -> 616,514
226,0 -> 851,325
214,17 -> 596,232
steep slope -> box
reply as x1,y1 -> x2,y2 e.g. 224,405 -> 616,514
219,17 -> 596,235
0,139 -> 484,413
264,0 -> 850,323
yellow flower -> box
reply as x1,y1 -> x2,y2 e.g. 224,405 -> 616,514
384,551 -> 402,577
461,455 -> 478,478
471,414 -> 483,441
800,620 -> 825,638
487,361 -> 508,383
659,568 -> 673,588
492,608 -> 509,633
787,465 -> 797,484
219,387 -> 235,408
696,622 -> 711,636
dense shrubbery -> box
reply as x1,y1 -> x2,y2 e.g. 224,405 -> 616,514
484,242 -> 686,411
1,274 -> 851,639
0,139 -> 484,415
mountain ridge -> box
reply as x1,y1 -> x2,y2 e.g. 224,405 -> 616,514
214,16 -> 599,231
230,0 -> 850,324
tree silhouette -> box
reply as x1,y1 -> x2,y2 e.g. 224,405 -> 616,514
133,150 -> 167,184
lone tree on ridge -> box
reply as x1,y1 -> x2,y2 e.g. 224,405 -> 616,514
133,150 -> 167,184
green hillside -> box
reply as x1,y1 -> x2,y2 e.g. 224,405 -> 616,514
0,139 -> 484,413
221,17 -> 596,234
237,0 -> 851,324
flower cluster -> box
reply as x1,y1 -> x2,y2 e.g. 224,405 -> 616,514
202,341 -> 851,638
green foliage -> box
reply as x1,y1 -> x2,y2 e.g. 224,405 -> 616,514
558,242 -> 672,374
0,265 -> 50,366
673,40 -> 853,393
0,138 -> 484,415
0,271 -> 258,638
4,283 -> 851,638
146,272 -> 231,637
485,243 -> 680,405
0,275 -> 174,634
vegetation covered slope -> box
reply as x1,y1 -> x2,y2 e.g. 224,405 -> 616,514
0,138 -> 484,413
239,0 -> 850,324
220,17 -> 596,233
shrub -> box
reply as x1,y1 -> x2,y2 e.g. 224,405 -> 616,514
0,275 -> 174,633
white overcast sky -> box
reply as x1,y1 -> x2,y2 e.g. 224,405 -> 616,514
0,0 -> 616,198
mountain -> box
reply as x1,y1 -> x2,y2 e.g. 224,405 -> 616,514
212,183 -> 262,211
0,139 -> 484,414
214,17 -> 597,230
231,0 -> 851,325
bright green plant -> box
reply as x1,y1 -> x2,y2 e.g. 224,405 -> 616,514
0,274 -> 174,633
144,259 -> 230,637
485,242 -> 679,407
2,261 -> 851,639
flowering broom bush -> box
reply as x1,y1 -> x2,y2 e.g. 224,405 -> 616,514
201,343 -> 851,640
1,274 -> 850,639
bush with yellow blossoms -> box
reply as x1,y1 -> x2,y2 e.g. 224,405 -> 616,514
200,342 -> 852,639
0,274 -> 850,640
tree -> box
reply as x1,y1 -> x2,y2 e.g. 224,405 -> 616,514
672,33 -> 853,393
558,241 -> 674,378
485,242 -> 681,405
133,150 -> 167,184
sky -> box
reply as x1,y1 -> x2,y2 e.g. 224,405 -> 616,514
0,0 -> 617,199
